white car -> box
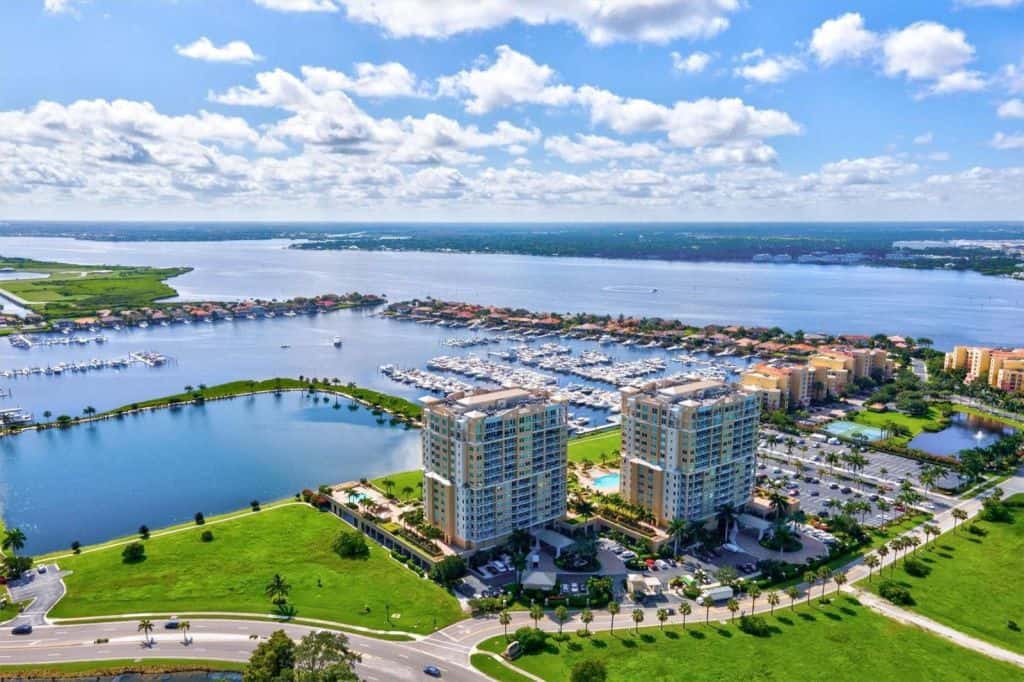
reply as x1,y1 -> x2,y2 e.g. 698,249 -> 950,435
619,550 -> 638,560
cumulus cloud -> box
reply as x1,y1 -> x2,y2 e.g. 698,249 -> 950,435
914,132 -> 934,145
810,13 -> 879,65
252,0 -> 340,11
437,46 -> 575,114
734,54 -> 804,84
176,37 -> 262,64
335,0 -> 742,44
301,63 -> 423,98
991,132 -> 1024,150
955,0 -> 1022,6
544,134 -> 661,163
883,22 -> 975,81
816,156 -> 918,186
998,99 -> 1024,119
671,51 -> 712,74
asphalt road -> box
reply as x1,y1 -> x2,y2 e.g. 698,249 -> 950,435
6,564 -> 66,627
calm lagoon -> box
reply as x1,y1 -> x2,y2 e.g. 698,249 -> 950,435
907,411 -> 1017,458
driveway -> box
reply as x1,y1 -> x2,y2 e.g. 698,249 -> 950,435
5,563 -> 67,626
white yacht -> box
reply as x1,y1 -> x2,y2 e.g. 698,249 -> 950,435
332,336 -> 343,348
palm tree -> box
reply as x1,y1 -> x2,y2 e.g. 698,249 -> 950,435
951,508 -> 968,533
2,528 -> 26,556
768,486 -> 789,522
179,620 -> 191,645
864,554 -> 880,582
265,574 -> 291,606
679,601 -> 692,629
529,604 -> 544,630
704,598 -> 713,624
667,518 -> 689,556
726,598 -> 739,622
574,498 -> 596,534
767,591 -> 780,615
816,567 -> 832,600
580,608 -> 593,635
631,608 -> 644,634
554,606 -> 569,635
138,619 -> 154,645
608,602 -> 619,634
381,478 -> 395,496
908,535 -> 921,555
748,584 -> 762,613
716,502 -> 740,542
655,608 -> 668,631
833,572 -> 847,595
83,405 -> 96,418
499,610 -> 512,640
401,485 -> 415,501
803,571 -> 816,605
785,586 -> 799,611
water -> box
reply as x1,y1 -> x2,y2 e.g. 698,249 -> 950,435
592,472 -> 621,492
0,236 -> 1022,348
0,392 -> 420,554
907,411 -> 1017,458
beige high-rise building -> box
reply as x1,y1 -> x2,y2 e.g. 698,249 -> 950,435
808,347 -> 893,399
945,346 -> 1024,391
619,379 -> 759,527
420,388 -> 568,549
740,363 -> 812,411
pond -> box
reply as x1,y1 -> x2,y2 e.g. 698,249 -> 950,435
907,411 -> 1016,458
0,392 -> 420,554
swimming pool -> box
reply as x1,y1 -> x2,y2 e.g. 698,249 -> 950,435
592,472 -> 621,492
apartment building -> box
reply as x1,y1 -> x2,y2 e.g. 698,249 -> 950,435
808,347 -> 894,399
420,388 -> 568,550
945,346 -> 1024,392
619,379 -> 759,527
739,362 -> 812,411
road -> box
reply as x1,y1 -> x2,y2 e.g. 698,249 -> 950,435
1,472 -> 1021,678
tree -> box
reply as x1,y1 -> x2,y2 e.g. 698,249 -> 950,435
554,605 -> 569,635
951,508 -> 968,533
833,572 -> 847,595
530,604 -> 544,630
657,607 -> 669,631
726,598 -> 739,622
332,529 -> 370,559
194,512 -> 205,525
679,601 -> 692,629
767,591 -> 780,615
716,503 -> 740,541
139,525 -> 150,540
580,608 -> 593,635
785,586 -> 799,611
244,629 -> 295,682
138,619 -> 154,645
816,567 -> 832,600
429,556 -> 467,586
631,608 -> 644,634
570,660 -> 607,682
70,540 -> 81,554
803,571 -> 816,605
2,528 -> 26,556
293,630 -> 361,681
122,542 -> 145,563
265,574 -> 291,606
876,543 -> 890,571
704,597 -> 714,623
607,601 -> 619,634
381,478 -> 395,496
401,485 -> 415,501
747,583 -> 762,613
499,610 -> 512,640
180,620 -> 191,645
667,518 -> 689,556
83,405 -> 96,417
865,554 -> 880,582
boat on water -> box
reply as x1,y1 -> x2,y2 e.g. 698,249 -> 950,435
0,407 -> 34,424
280,344 -> 291,349
332,336 -> 343,347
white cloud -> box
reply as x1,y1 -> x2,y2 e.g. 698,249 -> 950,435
301,63 -> 422,98
252,0 -> 340,12
544,134 -> 661,163
437,46 -> 575,114
176,38 -> 262,64
816,155 -> 918,186
810,13 -> 879,65
955,0 -> 1023,7
921,69 -> 987,97
998,99 -> 1024,119
991,132 -> 1024,150
43,0 -> 86,14
735,55 -> 804,84
883,22 -> 975,81
336,0 -> 742,45
913,132 -> 933,145
671,51 -> 712,74
1001,62 -> 1024,94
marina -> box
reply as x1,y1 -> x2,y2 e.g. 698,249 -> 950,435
0,350 -> 168,380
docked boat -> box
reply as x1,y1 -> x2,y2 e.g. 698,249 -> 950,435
332,336 -> 343,347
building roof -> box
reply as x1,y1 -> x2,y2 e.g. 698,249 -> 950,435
521,570 -> 558,591
532,528 -> 575,551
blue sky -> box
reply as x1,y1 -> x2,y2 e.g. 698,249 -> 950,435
1,0 -> 1023,221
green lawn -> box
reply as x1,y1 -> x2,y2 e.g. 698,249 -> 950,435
850,407 -> 947,444
470,654 -> 534,682
0,256 -> 189,319
568,429 -> 621,465
0,659 -> 245,679
862,496 -> 1024,654
371,469 -> 423,502
478,597 -> 1020,681
51,504 -> 463,635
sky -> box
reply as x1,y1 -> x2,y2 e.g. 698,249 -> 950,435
1,0 -> 1023,222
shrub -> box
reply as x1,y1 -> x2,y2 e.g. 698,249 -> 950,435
138,525 -> 150,540
570,659 -> 607,682
70,540 -> 81,554
250,500 -> 261,512
194,512 -> 205,525
683,585 -> 701,600
878,579 -> 914,606
903,558 -> 931,578
429,555 -> 467,586
512,627 -> 548,654
121,542 -> 146,564
332,529 -> 370,559
1009,620 -> 1020,632
738,614 -> 772,637
967,524 -> 988,537
200,530 -> 214,542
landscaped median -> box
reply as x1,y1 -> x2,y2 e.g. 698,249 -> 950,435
472,597 -> 1021,681
48,503 -> 464,636
0,659 -> 245,680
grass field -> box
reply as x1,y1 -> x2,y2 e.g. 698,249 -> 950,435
51,504 -> 463,635
371,469 -> 423,502
0,256 -> 189,319
0,659 -> 245,679
568,429 -> 621,465
470,654 -> 534,682
850,408 -> 947,445
477,597 -> 1020,681
863,495 -> 1024,654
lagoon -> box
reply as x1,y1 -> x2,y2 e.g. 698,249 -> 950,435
907,411 -> 1016,458
0,392 -> 420,554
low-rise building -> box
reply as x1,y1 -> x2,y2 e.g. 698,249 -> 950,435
945,346 -> 1024,392
739,363 -> 812,411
